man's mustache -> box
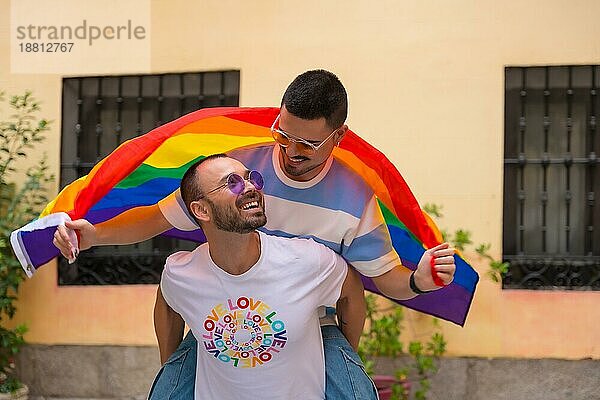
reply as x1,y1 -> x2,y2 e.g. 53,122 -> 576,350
235,192 -> 264,208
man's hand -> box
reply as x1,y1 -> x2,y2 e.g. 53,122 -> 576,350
413,242 -> 456,292
53,219 -> 97,261
51,205 -> 173,262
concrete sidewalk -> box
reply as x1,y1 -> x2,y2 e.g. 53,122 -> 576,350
21,348 -> 600,400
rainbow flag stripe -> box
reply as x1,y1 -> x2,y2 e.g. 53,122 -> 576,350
11,107 -> 478,326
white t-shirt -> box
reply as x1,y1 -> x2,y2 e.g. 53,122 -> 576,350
160,231 -> 348,400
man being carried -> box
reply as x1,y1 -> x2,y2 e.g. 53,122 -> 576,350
157,154 -> 364,399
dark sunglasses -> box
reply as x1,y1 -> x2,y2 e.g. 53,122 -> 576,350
200,170 -> 264,198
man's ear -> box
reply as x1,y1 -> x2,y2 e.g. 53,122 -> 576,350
190,200 -> 210,223
335,125 -> 348,146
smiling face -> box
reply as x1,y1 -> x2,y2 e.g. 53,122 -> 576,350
190,157 -> 267,234
276,105 -> 346,182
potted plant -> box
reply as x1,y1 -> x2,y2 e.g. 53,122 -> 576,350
0,91 -> 52,399
358,293 -> 446,400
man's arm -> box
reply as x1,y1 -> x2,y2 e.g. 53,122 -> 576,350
348,196 -> 456,301
371,242 -> 457,300
53,204 -> 172,259
154,286 -> 185,364
336,267 -> 366,351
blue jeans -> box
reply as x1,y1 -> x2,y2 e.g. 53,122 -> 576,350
321,325 -> 379,400
148,332 -> 196,400
148,326 -> 377,400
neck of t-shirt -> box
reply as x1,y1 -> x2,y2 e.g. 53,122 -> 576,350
207,230 -> 262,276
271,145 -> 333,189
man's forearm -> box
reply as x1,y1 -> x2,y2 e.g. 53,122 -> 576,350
371,244 -> 457,299
337,267 -> 366,351
370,266 -> 416,300
154,286 -> 185,364
96,204 -> 172,246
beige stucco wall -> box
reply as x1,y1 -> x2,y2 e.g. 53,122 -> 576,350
1,0 -> 599,358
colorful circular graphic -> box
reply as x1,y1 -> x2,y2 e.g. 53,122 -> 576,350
201,296 -> 287,368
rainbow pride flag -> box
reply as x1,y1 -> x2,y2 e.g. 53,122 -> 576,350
11,107 -> 478,326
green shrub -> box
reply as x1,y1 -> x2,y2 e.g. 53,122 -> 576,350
0,91 -> 53,393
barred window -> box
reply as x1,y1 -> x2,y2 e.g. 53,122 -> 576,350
503,66 -> 600,289
59,71 -> 240,285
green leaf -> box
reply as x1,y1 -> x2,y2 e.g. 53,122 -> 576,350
452,229 -> 472,251
423,203 -> 443,219
476,242 -> 491,255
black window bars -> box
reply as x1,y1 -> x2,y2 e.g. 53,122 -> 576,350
504,66 -> 600,289
59,71 -> 240,285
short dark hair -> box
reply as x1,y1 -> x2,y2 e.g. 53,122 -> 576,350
180,153 -> 228,216
281,69 -> 348,129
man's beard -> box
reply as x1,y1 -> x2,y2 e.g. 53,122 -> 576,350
279,146 -> 326,178
282,160 -> 315,177
205,196 -> 267,234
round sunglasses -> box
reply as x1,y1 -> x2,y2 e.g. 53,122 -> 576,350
199,170 -> 264,198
